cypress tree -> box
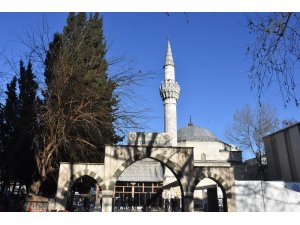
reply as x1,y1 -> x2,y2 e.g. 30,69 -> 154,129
34,13 -> 121,194
0,61 -> 39,197
0,76 -> 19,196
15,60 -> 39,186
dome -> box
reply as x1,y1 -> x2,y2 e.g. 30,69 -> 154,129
177,124 -> 219,142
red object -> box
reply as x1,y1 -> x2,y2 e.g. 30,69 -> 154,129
28,202 -> 33,212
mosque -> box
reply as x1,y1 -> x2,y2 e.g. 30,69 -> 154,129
54,39 -> 243,212
112,39 -> 242,211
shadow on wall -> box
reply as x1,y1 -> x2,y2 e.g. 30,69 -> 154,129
235,180 -> 300,212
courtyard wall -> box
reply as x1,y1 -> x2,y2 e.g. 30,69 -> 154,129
235,180 -> 300,211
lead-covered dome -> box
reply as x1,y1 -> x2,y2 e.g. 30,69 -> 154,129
177,123 -> 219,142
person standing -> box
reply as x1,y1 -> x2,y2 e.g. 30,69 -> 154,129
133,196 -> 138,210
115,195 -> 121,211
164,199 -> 169,212
128,196 -> 133,211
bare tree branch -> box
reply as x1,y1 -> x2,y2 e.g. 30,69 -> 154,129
246,12 -> 300,107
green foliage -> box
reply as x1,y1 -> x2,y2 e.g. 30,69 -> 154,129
2,76 -> 19,145
0,60 -> 39,192
1,76 -> 19,187
35,13 -> 122,186
15,61 -> 39,184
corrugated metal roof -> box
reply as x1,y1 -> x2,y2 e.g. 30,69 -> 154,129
118,158 -> 163,182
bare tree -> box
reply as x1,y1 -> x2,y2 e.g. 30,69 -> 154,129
225,103 -> 280,180
246,12 -> 300,108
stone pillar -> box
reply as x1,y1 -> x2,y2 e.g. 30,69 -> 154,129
226,192 -> 237,212
55,164 -> 69,211
183,192 -> 194,212
94,184 -> 101,212
55,190 -> 67,211
131,182 -> 136,198
227,167 -> 237,212
102,190 -> 114,212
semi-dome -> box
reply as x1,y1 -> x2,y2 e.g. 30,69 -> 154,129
177,122 -> 219,142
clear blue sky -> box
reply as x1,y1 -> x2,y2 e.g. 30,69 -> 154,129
0,13 -> 299,150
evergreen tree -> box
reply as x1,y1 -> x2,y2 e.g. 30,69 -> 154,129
34,13 -> 121,194
0,76 -> 19,196
2,77 -> 19,145
14,60 -> 39,187
0,61 -> 39,197
0,104 -> 4,193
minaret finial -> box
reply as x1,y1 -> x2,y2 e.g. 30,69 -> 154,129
188,115 -> 193,126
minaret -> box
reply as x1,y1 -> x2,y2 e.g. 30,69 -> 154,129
160,39 -> 180,146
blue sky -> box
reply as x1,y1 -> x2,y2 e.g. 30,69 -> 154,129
0,13 -> 299,152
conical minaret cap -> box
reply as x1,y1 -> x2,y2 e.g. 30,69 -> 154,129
164,39 -> 174,67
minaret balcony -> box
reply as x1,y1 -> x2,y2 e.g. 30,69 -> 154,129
160,80 -> 180,101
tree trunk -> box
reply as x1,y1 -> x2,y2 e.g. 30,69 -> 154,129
29,179 -> 42,196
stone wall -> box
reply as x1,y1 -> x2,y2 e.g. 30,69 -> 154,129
264,123 -> 300,181
178,141 -> 242,162
235,180 -> 300,211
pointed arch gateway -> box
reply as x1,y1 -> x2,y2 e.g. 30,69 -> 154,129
191,167 -> 237,212
102,144 -> 194,212
55,163 -> 105,211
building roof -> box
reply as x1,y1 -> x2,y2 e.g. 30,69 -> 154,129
177,123 -> 219,142
118,158 -> 163,182
263,122 -> 300,139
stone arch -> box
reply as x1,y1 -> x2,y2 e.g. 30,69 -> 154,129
109,155 -> 187,212
191,171 -> 231,212
107,154 -> 184,192
61,168 -> 106,197
102,145 -> 194,212
192,174 -> 231,194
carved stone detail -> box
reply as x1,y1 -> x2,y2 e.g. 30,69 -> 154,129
160,80 -> 180,101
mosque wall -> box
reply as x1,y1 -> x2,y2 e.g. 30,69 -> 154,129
178,141 -> 242,162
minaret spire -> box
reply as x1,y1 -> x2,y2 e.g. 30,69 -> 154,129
164,38 -> 174,67
160,38 -> 180,146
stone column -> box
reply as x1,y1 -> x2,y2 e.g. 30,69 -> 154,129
183,192 -> 194,212
227,167 -> 237,212
55,164 -> 69,211
131,182 -> 136,198
226,192 -> 237,212
101,190 -> 114,212
94,184 -> 101,212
